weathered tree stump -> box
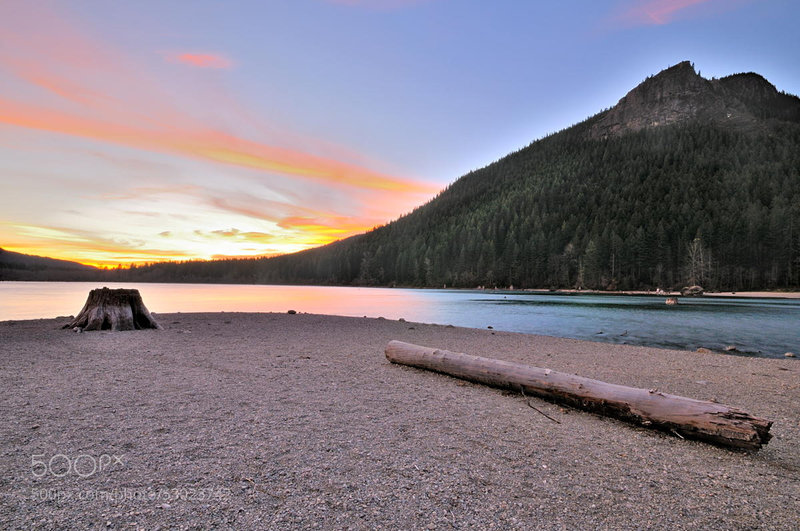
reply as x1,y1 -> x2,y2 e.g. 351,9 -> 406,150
385,340 -> 772,450
62,288 -> 161,331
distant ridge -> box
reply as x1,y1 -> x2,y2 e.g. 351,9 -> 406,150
0,247 -> 101,281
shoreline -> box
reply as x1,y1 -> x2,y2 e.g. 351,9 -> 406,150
515,288 -> 800,299
3,278 -> 799,299
1,312 -> 798,528
3,310 -> 796,359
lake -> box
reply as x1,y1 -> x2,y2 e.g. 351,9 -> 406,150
1,281 -> 798,358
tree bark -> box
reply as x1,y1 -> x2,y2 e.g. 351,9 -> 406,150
385,340 -> 772,450
62,288 -> 161,331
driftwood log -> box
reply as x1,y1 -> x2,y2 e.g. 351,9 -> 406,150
385,340 -> 772,450
62,288 -> 161,331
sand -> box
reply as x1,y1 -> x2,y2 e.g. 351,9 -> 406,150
1,312 -> 798,529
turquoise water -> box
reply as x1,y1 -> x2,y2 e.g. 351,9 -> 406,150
1,282 -> 797,358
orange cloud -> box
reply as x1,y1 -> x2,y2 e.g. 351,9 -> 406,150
278,215 -> 377,244
0,96 -> 436,194
167,52 -> 232,69
205,197 -> 381,246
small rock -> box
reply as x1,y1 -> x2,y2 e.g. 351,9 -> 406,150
724,345 -> 738,352
398,318 -> 406,322
287,310 -> 297,314
696,347 -> 712,354
785,352 -> 796,358
487,326 -> 493,329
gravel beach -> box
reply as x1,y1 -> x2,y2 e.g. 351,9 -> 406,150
1,312 -> 798,529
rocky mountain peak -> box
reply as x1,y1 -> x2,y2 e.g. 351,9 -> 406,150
587,61 -> 799,139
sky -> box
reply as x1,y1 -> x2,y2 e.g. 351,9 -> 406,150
1,0 -> 798,267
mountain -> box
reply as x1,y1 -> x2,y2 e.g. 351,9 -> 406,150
588,61 -> 800,139
108,62 -> 800,290
0,248 -> 102,281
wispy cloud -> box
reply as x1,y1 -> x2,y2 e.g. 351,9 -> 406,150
194,228 -> 276,244
0,9 -> 433,194
166,52 -> 233,69
322,0 -> 432,9
613,0 -> 742,27
0,93 -> 434,194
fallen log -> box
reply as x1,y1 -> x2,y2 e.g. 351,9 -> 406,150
62,287 -> 161,331
385,340 -> 772,450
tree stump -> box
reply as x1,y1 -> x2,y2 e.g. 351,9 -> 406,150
62,288 -> 161,331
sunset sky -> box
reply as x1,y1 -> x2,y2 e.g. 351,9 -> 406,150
1,0 -> 798,267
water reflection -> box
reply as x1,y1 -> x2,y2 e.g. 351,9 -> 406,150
1,282 -> 797,358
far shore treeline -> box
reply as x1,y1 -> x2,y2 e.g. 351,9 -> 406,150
3,64 -> 800,292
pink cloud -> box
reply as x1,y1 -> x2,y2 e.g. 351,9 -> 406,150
167,52 -> 232,69
615,0 -> 744,27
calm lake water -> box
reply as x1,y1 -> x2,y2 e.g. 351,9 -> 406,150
1,281 -> 798,358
